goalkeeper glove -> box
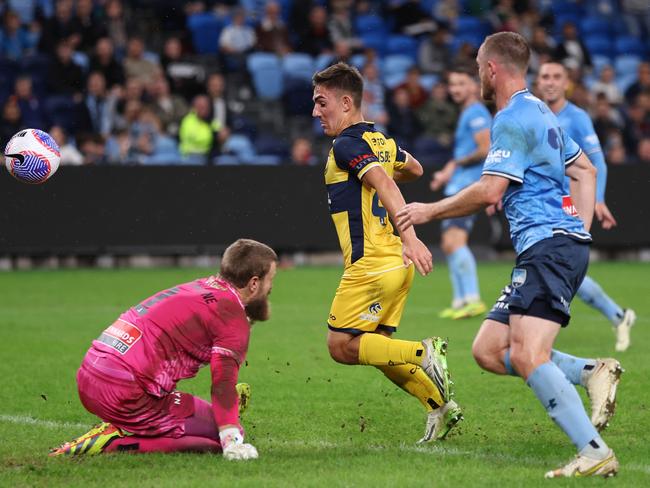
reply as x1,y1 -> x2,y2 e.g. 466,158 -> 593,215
219,427 -> 258,461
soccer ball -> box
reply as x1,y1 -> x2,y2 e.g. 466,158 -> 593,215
4,129 -> 61,184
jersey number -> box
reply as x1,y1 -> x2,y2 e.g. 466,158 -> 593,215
372,193 -> 387,226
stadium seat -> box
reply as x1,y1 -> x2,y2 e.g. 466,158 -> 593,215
355,14 -> 387,37
614,54 -> 641,77
616,73 -> 638,92
455,16 -> 491,38
384,72 -> 408,89
591,54 -> 613,75
314,53 -> 334,71
221,133 -> 256,164
551,1 -> 583,17
614,36 -> 647,57
419,74 -> 440,92
382,54 -> 415,79
580,17 -> 613,38
360,33 -> 387,56
255,133 -> 289,159
386,35 -> 419,61
282,53 -> 314,84
247,52 -> 283,100
187,13 -> 223,55
584,36 -> 614,58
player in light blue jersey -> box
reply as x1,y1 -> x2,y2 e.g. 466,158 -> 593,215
537,61 -> 636,352
397,32 -> 620,478
430,66 -> 491,320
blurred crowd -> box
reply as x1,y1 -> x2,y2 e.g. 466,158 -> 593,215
0,0 -> 649,166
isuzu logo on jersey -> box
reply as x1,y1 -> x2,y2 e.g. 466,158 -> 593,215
486,149 -> 511,163
97,320 -> 143,354
562,195 -> 579,217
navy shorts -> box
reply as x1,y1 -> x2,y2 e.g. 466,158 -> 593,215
441,215 -> 476,233
486,235 -> 590,327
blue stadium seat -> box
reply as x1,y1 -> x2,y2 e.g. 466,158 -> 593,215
361,33 -> 387,56
614,36 -> 647,57
591,54 -> 613,75
355,15 -> 387,37
551,1 -> 583,17
419,74 -> 440,92
282,53 -> 314,84
386,35 -> 419,61
580,17 -> 613,38
255,133 -> 289,159
614,54 -> 641,77
455,16 -> 491,38
187,13 -> 223,55
314,53 -> 334,71
384,72 -> 407,89
616,73 -> 638,92
247,52 -> 284,100
555,13 -> 581,30
584,36 -> 614,58
382,54 -> 414,78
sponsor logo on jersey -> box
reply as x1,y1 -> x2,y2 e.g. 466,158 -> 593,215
486,149 -> 511,163
562,195 -> 579,217
511,268 -> 527,288
348,153 -> 375,171
97,320 -> 143,354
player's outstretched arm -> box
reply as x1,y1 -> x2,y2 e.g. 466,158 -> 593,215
396,175 -> 508,231
362,165 -> 433,276
393,150 -> 423,182
566,152 -> 597,231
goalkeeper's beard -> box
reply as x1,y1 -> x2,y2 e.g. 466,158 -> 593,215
246,296 -> 270,323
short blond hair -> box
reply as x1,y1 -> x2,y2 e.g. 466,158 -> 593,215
482,32 -> 530,73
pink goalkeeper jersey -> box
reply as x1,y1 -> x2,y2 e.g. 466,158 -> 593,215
90,276 -> 250,398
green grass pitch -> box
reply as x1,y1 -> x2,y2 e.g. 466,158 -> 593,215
1,262 -> 649,487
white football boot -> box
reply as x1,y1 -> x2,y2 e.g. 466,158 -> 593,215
544,450 -> 619,478
584,359 -> 623,431
614,309 -> 636,352
417,399 -> 463,443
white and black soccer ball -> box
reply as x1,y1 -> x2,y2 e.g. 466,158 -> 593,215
4,129 -> 61,184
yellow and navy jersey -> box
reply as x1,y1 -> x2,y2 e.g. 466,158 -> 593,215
325,121 -> 407,274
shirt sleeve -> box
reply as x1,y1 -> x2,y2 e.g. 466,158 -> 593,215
573,112 -> 607,202
332,134 -> 381,180
561,129 -> 582,166
209,299 -> 250,428
468,106 -> 491,137
482,115 -> 529,183
393,142 -> 408,170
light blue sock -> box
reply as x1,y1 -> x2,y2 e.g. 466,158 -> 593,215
446,249 -> 465,306
527,362 -> 601,451
454,245 -> 480,301
578,276 -> 624,326
504,349 -> 595,386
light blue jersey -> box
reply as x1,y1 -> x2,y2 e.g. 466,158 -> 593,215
482,89 -> 591,255
445,101 -> 492,196
557,101 -> 607,203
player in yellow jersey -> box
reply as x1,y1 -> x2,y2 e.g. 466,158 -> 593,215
312,62 -> 462,442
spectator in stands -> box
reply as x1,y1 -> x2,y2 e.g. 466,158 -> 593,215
255,1 -> 291,56
135,108 -> 180,165
434,0 -> 460,25
105,128 -> 132,163
328,0 -> 362,53
394,66 -> 428,110
416,81 -> 458,149
590,65 -> 623,106
625,62 -> 650,105
50,125 -> 84,165
361,62 -> 388,132
605,131 -> 628,165
12,75 -> 47,129
123,37 -> 160,84
554,21 -> 592,71
47,39 -> 85,98
79,71 -> 116,136
89,37 -> 125,90
568,81 -> 590,109
623,92 -> 650,154
418,25 -> 452,76
0,98 -> 23,144
622,0 -> 650,39
147,76 -> 188,138
592,93 -> 624,147
104,0 -> 131,59
453,41 -> 478,68
161,36 -> 203,100
76,0 -> 106,53
78,133 -> 107,164
528,26 -> 555,75
218,7 -> 256,72
635,137 -> 650,164
39,0 -> 82,54
0,10 -> 39,60
388,0 -> 437,36
179,94 -> 219,164
206,73 -> 230,137
289,137 -> 317,166
486,0 -> 519,32
294,5 -> 332,57
387,86 -> 421,147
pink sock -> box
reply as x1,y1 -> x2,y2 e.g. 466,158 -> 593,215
104,435 -> 221,453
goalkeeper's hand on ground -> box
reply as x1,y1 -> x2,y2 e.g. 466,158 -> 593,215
219,426 -> 258,461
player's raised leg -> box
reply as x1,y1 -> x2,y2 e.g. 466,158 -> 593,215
578,276 -> 636,351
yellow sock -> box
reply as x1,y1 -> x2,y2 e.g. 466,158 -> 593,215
378,364 -> 444,411
358,333 -> 424,366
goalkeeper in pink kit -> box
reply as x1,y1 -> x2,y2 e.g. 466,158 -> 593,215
50,239 -> 277,461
